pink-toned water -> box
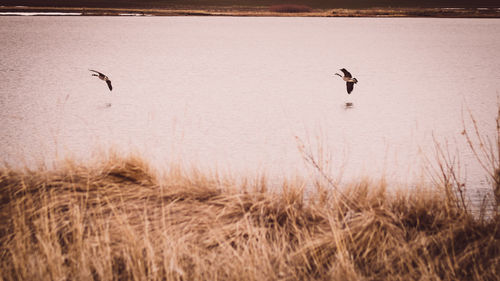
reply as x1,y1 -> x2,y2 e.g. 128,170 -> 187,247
1,17 -> 499,198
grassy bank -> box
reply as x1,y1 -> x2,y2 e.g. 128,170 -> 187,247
0,151 -> 499,280
1,5 -> 500,17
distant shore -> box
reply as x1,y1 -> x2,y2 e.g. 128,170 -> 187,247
1,6 -> 500,17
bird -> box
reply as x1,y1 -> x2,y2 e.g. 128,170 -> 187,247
335,68 -> 358,94
89,69 -> 112,91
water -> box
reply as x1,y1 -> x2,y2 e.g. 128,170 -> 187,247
1,17 -> 499,196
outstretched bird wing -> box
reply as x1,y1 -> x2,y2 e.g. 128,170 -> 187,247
106,80 -> 113,91
346,82 -> 355,94
340,68 -> 352,78
89,69 -> 105,76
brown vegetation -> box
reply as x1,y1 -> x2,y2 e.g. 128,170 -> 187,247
0,148 -> 499,280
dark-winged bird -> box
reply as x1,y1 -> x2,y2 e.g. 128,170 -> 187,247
335,68 -> 358,94
90,69 -> 112,91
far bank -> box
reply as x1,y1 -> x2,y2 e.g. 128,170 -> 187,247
1,6 -> 500,17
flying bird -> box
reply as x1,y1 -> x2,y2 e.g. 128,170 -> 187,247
335,68 -> 358,94
90,69 -> 112,91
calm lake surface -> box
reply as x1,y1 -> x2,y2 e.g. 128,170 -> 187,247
1,17 -> 499,195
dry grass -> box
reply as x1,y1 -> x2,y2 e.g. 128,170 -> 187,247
0,150 -> 499,280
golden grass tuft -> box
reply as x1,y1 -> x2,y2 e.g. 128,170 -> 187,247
1,154 -> 499,280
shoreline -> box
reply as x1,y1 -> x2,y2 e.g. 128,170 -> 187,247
1,6 -> 500,17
